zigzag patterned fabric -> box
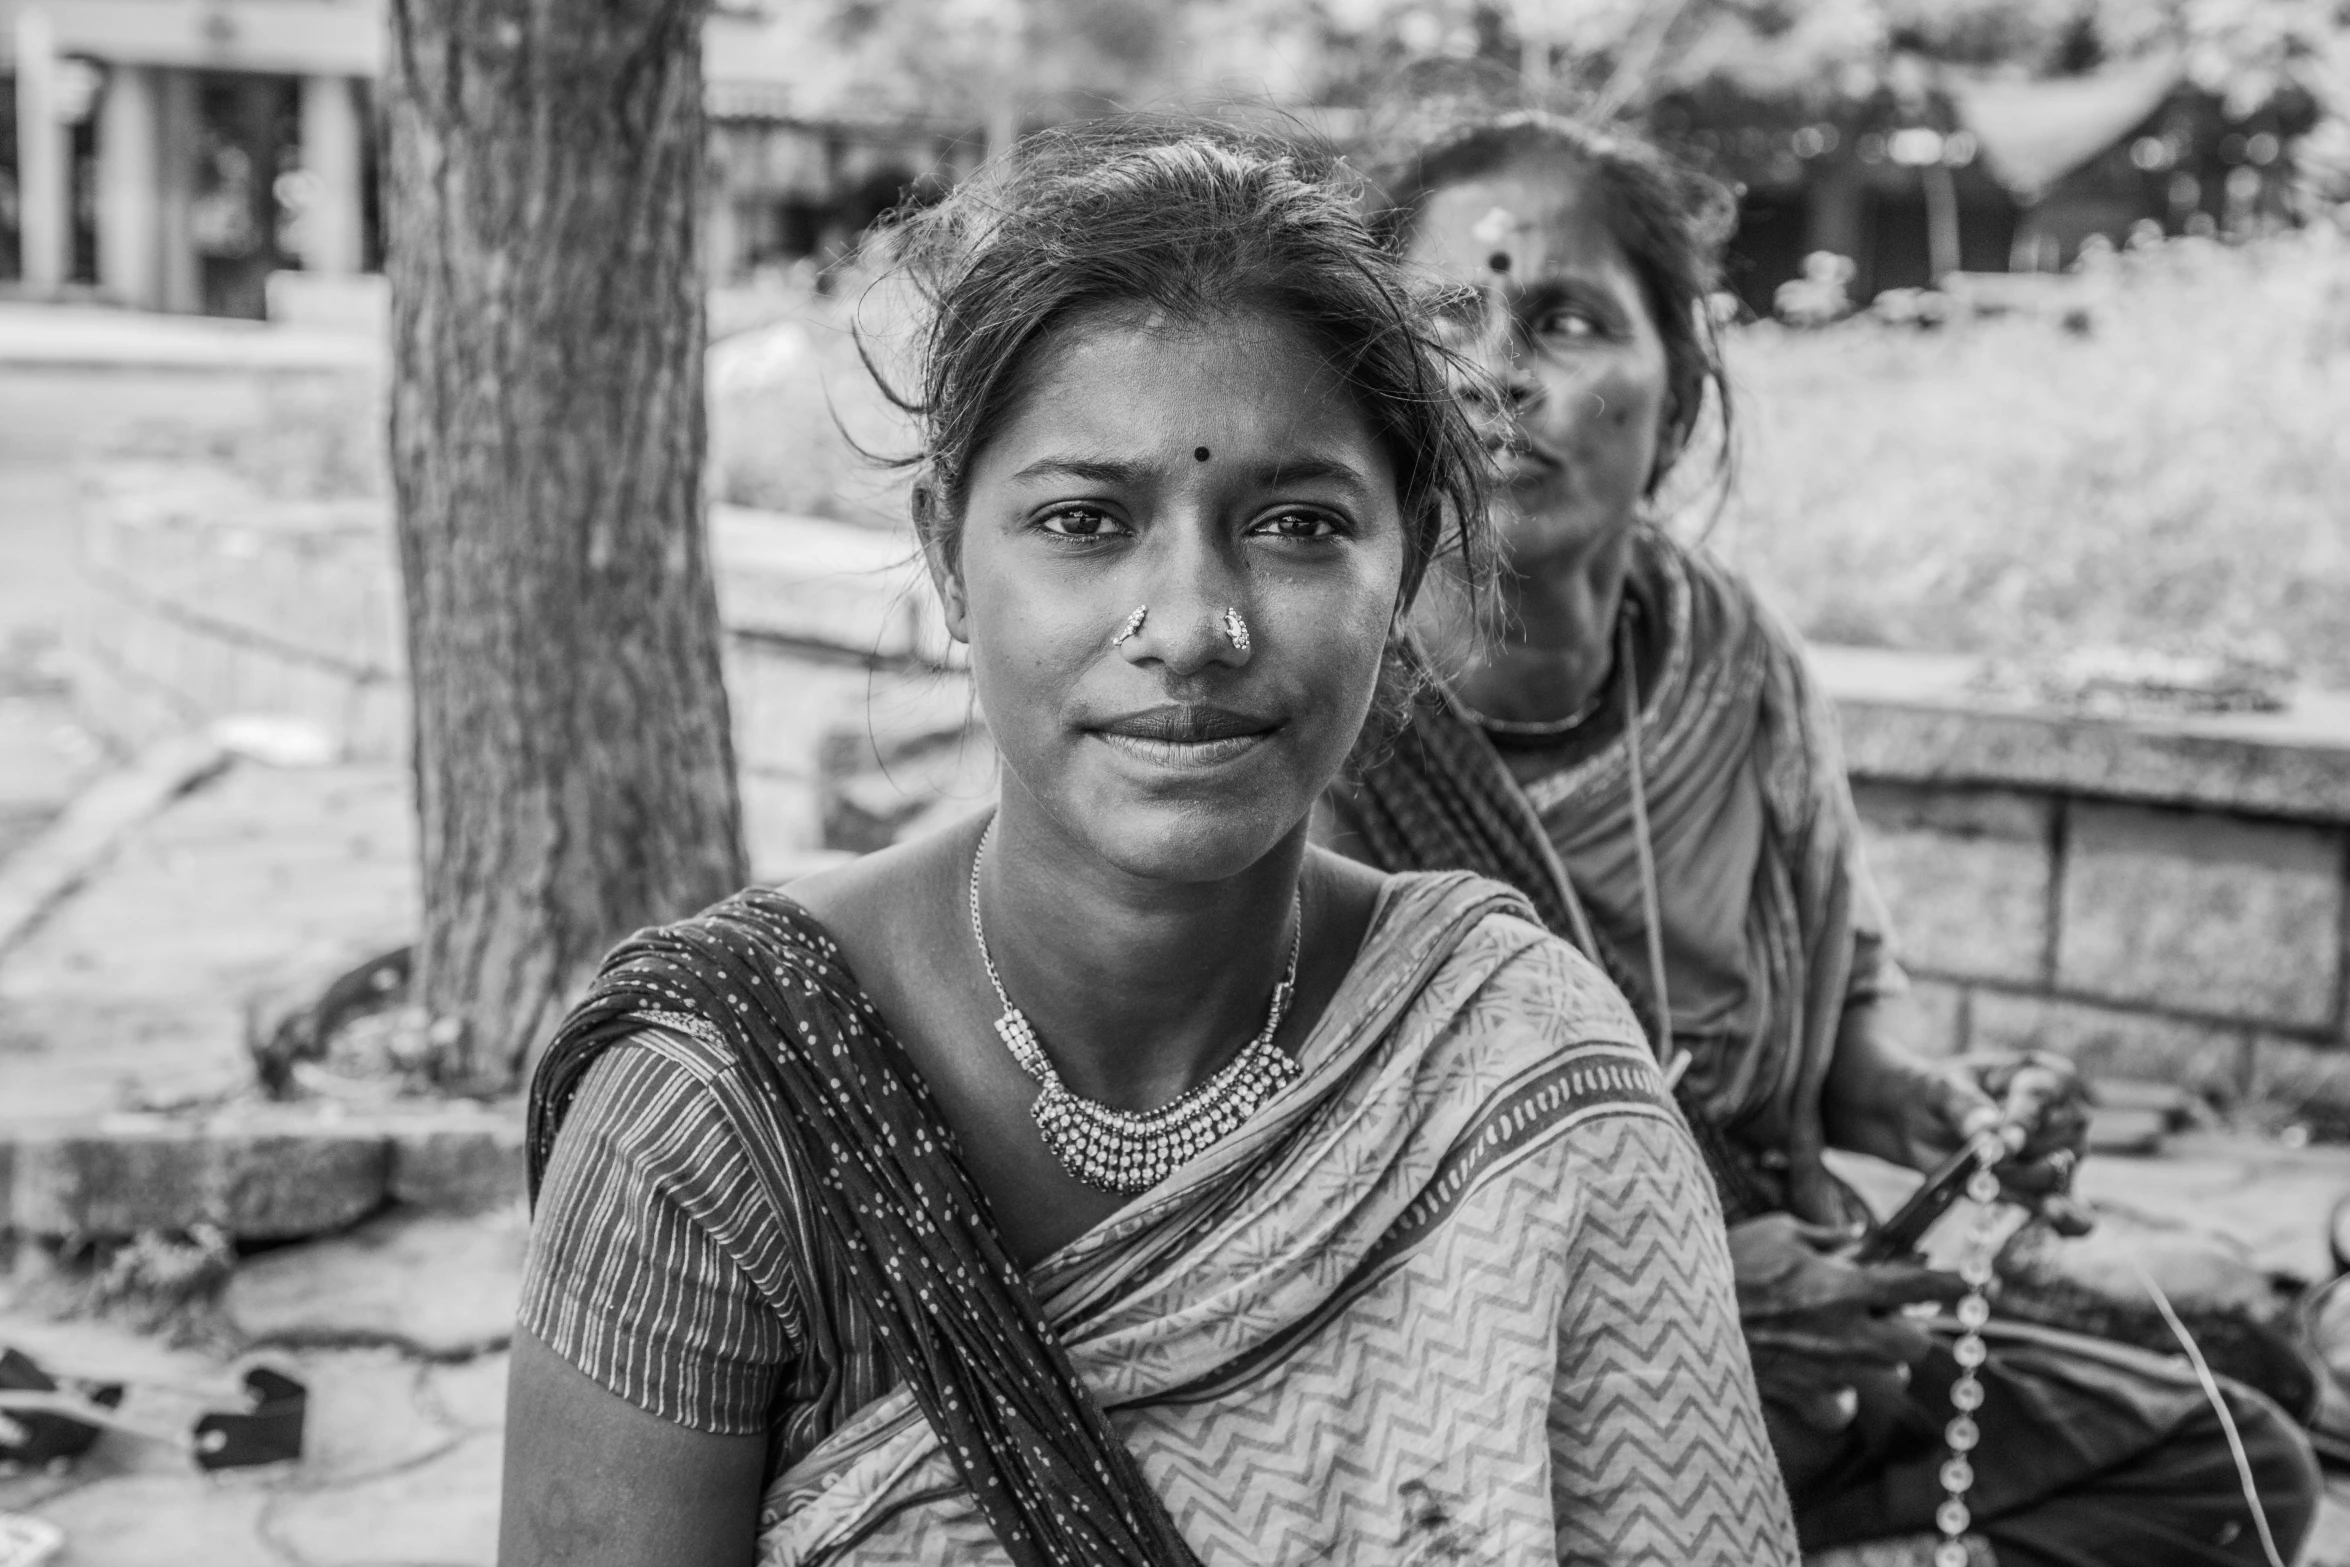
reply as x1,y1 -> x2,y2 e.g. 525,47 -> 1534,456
739,874 -> 1797,1564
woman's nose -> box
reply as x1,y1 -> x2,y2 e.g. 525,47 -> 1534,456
1113,548 -> 1252,676
1458,312 -> 1541,422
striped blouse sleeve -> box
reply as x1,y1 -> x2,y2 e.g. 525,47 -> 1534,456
519,1036 -> 801,1434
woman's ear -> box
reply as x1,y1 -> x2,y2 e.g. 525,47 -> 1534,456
913,483 -> 971,644
1647,385 -> 1692,495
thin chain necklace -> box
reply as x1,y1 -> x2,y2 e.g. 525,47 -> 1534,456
968,825 -> 1303,1196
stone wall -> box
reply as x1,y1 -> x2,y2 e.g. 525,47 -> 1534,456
1824,647 -> 2350,1125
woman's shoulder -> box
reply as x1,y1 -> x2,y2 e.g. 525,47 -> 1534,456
1650,526 -> 1811,671
780,810 -> 987,972
1366,867 -> 1650,1054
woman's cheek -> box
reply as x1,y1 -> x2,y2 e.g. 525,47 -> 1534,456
1569,365 -> 1665,494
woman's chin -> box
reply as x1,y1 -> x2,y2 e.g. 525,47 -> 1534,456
1491,485 -> 1636,566
1070,796 -> 1302,886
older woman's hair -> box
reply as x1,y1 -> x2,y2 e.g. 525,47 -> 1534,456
873,118 -> 1488,610
1376,111 -> 1737,496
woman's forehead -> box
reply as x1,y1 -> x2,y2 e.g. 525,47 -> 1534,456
1409,158 -> 1632,286
981,312 -> 1388,479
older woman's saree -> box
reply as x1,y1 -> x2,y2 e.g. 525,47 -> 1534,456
1328,530 -> 1895,1228
526,869 -> 1796,1567
1319,537 -> 2324,1564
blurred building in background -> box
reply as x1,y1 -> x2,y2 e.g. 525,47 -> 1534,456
0,0 -> 379,316
1669,48 -> 2322,311
0,0 -> 982,317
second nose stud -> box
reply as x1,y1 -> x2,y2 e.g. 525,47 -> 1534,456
1107,605 -> 1251,654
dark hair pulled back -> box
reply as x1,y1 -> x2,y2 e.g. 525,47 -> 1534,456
1377,110 -> 1737,497
872,117 -> 1488,610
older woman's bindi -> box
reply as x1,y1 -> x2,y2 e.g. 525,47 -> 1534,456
1471,204 -> 1520,277
1194,446 -> 1211,461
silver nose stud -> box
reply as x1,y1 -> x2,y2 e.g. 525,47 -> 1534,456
1221,606 -> 1250,654
1110,605 -> 1148,649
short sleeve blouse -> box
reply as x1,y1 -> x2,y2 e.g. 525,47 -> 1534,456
519,1028 -> 805,1435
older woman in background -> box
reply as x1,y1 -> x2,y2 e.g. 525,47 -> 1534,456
1325,107 -> 2321,1567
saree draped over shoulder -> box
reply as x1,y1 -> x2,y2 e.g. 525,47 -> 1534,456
525,870 -> 1796,1567
1328,530 -> 1898,1226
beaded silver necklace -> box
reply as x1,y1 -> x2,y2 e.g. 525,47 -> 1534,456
967,826 -> 1303,1196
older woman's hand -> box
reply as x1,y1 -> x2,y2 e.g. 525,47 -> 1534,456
1729,1214 -> 1964,1488
1910,1053 -> 2096,1235
1825,999 -> 2095,1237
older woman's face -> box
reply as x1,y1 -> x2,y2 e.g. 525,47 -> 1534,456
1407,154 -> 1672,569
942,307 -> 1406,882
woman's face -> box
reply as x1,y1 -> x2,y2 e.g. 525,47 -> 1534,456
940,307 -> 1407,883
1407,153 -> 1673,572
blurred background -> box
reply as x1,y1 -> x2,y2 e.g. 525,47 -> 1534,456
0,2 -> 2346,1561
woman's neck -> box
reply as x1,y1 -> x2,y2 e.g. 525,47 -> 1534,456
1443,522 -> 1640,727
977,784 -> 1309,1112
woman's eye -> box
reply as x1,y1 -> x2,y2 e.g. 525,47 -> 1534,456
1036,507 -> 1126,539
1533,309 -> 1601,342
1252,510 -> 1343,541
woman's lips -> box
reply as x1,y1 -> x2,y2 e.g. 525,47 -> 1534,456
1090,704 -> 1281,769
1484,431 -> 1560,482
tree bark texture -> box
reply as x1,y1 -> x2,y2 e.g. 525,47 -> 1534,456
386,0 -> 744,1092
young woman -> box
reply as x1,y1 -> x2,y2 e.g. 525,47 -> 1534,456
501,123 -> 1795,1566
1326,109 -> 2322,1566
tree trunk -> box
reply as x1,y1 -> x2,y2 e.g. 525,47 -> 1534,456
385,0 -> 745,1093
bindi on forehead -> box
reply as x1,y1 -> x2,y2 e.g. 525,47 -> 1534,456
1194,446 -> 1211,462
1471,204 -> 1520,277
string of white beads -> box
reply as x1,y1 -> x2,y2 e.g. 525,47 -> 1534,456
1934,1162 -> 2009,1567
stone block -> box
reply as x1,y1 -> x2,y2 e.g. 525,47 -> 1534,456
224,1205 -> 527,1357
819,678 -> 995,853
387,1120 -> 525,1214
725,645 -> 869,782
35,1474 -> 274,1563
1897,977 -> 1968,1058
1852,782 -> 2052,984
1969,989 -> 2251,1105
266,1430 -> 503,1566
742,769 -> 822,873
8,1120 -> 389,1239
1821,644 -> 2350,829
2249,1036 -> 2350,1139
2055,803 -> 2343,1031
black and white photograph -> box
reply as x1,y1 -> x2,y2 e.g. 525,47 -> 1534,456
1,1 -> 2348,1562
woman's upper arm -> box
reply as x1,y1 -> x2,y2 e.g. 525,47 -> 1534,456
501,1328 -> 768,1567
1547,1110 -> 1799,1565
505,1039 -> 798,1561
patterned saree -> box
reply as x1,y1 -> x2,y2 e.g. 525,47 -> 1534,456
528,870 -> 1795,1566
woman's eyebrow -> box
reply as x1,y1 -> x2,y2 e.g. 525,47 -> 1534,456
1007,453 -> 1373,494
1249,455 -> 1376,495
1513,272 -> 1631,322
1006,455 -> 1157,485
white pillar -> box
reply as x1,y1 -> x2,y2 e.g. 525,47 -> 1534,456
299,74 -> 366,275
155,68 -> 202,312
98,63 -> 161,307
13,6 -> 68,291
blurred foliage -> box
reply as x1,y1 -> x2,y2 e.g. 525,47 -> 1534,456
1284,0 -> 2347,116
1704,228 -> 2350,683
